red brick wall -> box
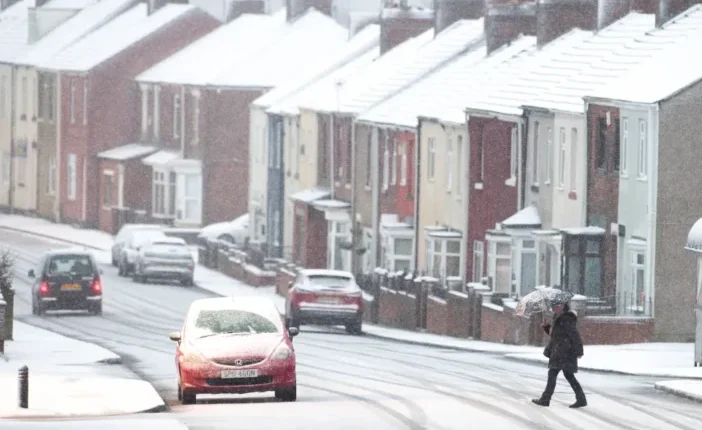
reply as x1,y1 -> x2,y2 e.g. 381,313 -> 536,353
331,115 -> 353,202
586,104 -> 620,298
480,305 -> 510,343
580,317 -> 654,345
378,288 -> 417,330
426,296 -> 448,335
446,291 -> 475,338
466,117 -> 519,280
123,157 -> 153,213
201,89 -> 261,225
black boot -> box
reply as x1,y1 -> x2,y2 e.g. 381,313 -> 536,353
569,398 -> 587,408
531,398 -> 550,407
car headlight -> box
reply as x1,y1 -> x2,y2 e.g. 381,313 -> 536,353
271,343 -> 293,360
180,348 -> 209,366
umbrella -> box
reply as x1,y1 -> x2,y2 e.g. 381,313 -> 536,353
514,287 -> 573,318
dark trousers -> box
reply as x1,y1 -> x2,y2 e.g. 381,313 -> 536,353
542,368 -> 586,401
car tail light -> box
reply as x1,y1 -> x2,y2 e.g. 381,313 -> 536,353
39,280 -> 50,296
91,277 -> 102,294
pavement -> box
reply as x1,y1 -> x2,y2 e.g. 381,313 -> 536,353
2,213 -> 702,428
0,321 -> 165,418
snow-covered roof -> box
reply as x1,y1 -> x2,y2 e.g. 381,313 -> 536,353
502,205 -> 541,228
527,6 -> 702,113
560,226 -> 606,236
288,188 -> 330,203
142,149 -> 180,166
207,9 -> 348,88
13,0 -> 139,66
685,217 -> 702,253
465,13 -> 656,117
585,22 -> 702,104
358,36 -> 536,128
36,3 -> 199,72
97,143 -> 157,161
267,47 -> 380,116
312,199 -> 350,210
0,5 -> 28,63
136,11 -> 287,86
251,23 -> 379,109
299,18 -> 485,115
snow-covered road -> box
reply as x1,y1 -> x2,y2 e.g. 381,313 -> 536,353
2,228 -> 702,430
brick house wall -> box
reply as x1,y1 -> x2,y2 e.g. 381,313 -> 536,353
466,117 -> 518,281
586,104 -> 620,299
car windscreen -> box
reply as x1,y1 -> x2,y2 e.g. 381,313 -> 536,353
307,275 -> 353,289
151,241 -> 186,247
47,255 -> 94,276
191,310 -> 281,338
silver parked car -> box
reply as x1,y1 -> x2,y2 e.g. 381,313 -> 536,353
112,224 -> 164,266
132,237 -> 195,286
118,230 -> 168,277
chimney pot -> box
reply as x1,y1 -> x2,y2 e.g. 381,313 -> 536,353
380,5 -> 435,53
484,0 -> 536,53
434,0 -> 485,33
285,0 -> 333,21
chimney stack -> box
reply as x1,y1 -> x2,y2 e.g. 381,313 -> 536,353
380,3 -> 435,53
228,0 -> 266,21
285,0 -> 332,21
484,0 -> 536,53
657,0 -> 701,26
434,0 -> 484,33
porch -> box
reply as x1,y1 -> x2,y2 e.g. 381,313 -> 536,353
311,198 -> 351,272
289,188 -> 329,269
142,150 -> 202,228
96,144 -> 157,234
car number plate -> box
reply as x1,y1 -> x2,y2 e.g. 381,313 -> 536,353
221,369 -> 259,379
61,283 -> 82,291
317,296 -> 341,304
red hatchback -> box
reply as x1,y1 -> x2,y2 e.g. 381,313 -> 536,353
285,269 -> 364,334
170,297 -> 298,404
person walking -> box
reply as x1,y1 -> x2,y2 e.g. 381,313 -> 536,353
532,301 -> 587,408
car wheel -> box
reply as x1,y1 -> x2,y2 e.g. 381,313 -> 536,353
181,391 -> 196,405
118,261 -> 125,277
345,318 -> 363,335
90,303 -> 102,316
181,277 -> 194,287
111,257 -> 117,267
32,299 -> 38,315
177,382 -> 183,401
133,274 -> 143,283
275,385 -> 297,402
35,301 -> 45,316
218,234 -> 235,244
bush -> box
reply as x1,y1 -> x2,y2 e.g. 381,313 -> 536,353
0,250 -> 14,299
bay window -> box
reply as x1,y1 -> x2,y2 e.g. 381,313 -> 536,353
426,232 -> 462,279
562,233 -> 603,297
383,235 -> 413,272
102,171 -> 114,208
152,170 -> 176,217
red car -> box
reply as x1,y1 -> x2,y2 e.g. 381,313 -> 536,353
170,297 -> 298,404
285,269 -> 364,334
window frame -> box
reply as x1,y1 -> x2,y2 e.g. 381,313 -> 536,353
570,127 -> 577,191
82,79 -> 88,125
638,119 -> 647,179
620,118 -> 628,176
102,170 -> 114,209
70,79 -> 75,124
558,127 -> 566,189
152,169 -> 167,217
545,127 -> 553,184
66,154 -> 77,201
400,142 -> 407,186
473,240 -> 484,282
391,137 -> 397,186
47,155 -> 56,194
456,134 -> 463,196
427,137 -> 436,181
532,121 -> 540,184
426,234 -> 462,280
446,136 -> 454,192
509,126 -> 518,179
173,93 -> 181,139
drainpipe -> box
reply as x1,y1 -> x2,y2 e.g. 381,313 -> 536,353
8,66 -> 16,213
517,117 -> 525,210
329,113 -> 335,199
647,104 -> 659,318
371,127 -> 379,269
55,72 -> 62,222
180,85 -> 185,157
413,120 -> 422,272
350,117 -> 358,273
464,114 -> 472,282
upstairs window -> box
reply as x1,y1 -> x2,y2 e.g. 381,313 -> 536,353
427,137 -> 436,181
532,121 -> 540,184
621,118 -> 629,176
446,136 -> 453,191
596,117 -> 606,170
638,119 -> 647,179
173,94 -> 181,139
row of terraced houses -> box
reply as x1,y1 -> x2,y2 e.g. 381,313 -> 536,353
1,0 -> 702,342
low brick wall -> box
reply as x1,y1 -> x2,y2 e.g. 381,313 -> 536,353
378,288 -> 417,330
580,316 -> 654,345
446,291 -> 475,339
426,296 -> 448,335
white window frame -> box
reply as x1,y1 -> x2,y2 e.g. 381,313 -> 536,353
140,84 -> 149,139
70,80 -> 75,124
400,142 -> 407,186
152,169 -> 167,216
153,86 -> 160,140
328,221 -> 351,272
570,127 -> 577,191
82,80 -> 88,125
517,238 -> 538,296
383,233 -> 414,272
0,74 -> 5,118
382,137 -> 389,191
532,121 -> 540,185
627,242 -> 647,314
20,76 -> 27,118
509,127 -> 518,179
173,94 -> 181,139
47,155 -> 56,194
391,137 -> 397,186
487,237 -> 512,294
473,240 -> 484,282
446,136 -> 454,192
102,170 -> 114,209
181,173 -> 202,223
621,118 -> 628,176
427,137 -> 436,181
638,119 -> 647,180
426,234 -> 462,279
192,90 -> 200,145
456,134 -> 463,196
558,127 -> 566,189
66,154 -> 77,200
545,127 -> 553,184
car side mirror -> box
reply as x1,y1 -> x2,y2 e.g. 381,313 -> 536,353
288,327 -> 300,337
288,281 -> 294,289
169,331 -> 181,342
27,269 -> 35,278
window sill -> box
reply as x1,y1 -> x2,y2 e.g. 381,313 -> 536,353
46,191 -> 55,196
636,176 -> 648,182
505,176 -> 516,187
620,173 -> 628,179
364,185 -> 371,191
556,186 -> 564,192
474,182 -> 483,190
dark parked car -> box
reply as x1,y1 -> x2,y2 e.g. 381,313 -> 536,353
29,249 -> 103,315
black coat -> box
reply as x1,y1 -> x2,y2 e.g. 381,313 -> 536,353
542,310 -> 584,373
